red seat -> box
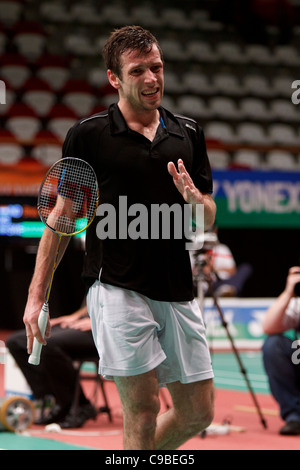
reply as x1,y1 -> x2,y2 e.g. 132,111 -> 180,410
61,79 -> 96,117
11,21 -> 47,60
6,102 -> 41,140
46,103 -> 78,140
0,128 -> 24,164
31,129 -> 62,166
36,54 -> 71,91
21,77 -> 56,116
0,52 -> 31,88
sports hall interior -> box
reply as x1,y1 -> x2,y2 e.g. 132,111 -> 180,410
0,0 -> 300,450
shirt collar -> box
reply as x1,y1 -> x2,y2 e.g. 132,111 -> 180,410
108,103 -> 184,139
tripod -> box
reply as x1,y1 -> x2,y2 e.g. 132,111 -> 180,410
193,251 -> 267,430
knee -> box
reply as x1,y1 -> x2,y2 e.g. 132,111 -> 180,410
181,392 -> 214,438
125,394 -> 161,434
262,334 -> 285,360
190,401 -> 214,434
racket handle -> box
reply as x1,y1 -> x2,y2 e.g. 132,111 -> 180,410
28,302 -> 49,366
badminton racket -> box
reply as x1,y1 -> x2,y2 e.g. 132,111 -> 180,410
28,157 -> 99,365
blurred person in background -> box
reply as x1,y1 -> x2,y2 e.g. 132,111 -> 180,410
262,266 -> 300,435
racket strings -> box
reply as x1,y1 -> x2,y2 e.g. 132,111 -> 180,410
38,158 -> 98,235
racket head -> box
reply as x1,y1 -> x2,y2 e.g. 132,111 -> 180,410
38,157 -> 99,236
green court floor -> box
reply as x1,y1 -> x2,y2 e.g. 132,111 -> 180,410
0,432 -> 95,450
212,351 -> 270,394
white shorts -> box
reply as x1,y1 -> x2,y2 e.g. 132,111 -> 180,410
87,280 -> 214,387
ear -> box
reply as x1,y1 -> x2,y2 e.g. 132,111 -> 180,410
107,70 -> 121,90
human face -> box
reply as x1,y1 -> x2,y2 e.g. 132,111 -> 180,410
109,44 -> 164,113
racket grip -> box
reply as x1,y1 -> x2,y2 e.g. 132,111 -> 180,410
28,302 -> 49,366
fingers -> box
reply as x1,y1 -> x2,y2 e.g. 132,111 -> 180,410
289,266 -> 300,275
24,319 -> 48,355
168,159 -> 202,204
167,161 -> 178,179
25,324 -> 34,355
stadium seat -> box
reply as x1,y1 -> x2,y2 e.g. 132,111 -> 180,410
0,0 -> 23,25
183,72 -> 213,96
61,79 -> 96,118
0,53 -> 31,89
177,95 -> 211,119
31,130 -> 62,166
5,103 -> 41,140
87,68 -> 109,89
69,3 -> 102,24
46,103 -> 78,141
12,21 -> 47,60
245,45 -> 277,65
209,96 -> 241,120
160,8 -> 192,29
0,129 -> 24,164
213,73 -> 244,96
205,121 -> 237,144
101,4 -> 133,25
0,83 -> 16,116
39,1 -> 70,22
163,71 -> 183,94
232,149 -> 262,169
63,34 -> 96,56
159,39 -> 186,62
36,54 -> 70,91
242,74 -> 274,98
265,150 -> 297,171
131,5 -> 161,27
186,41 -> 219,63
239,98 -> 270,122
236,122 -> 270,145
273,45 -> 300,67
21,77 -> 56,117
269,99 -> 299,122
268,124 -> 299,146
215,42 -> 248,65
272,76 -> 295,98
208,149 -> 231,169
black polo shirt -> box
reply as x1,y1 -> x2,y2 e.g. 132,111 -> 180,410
62,103 -> 213,302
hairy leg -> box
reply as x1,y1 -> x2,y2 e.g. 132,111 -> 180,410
155,379 -> 214,450
114,370 -> 161,450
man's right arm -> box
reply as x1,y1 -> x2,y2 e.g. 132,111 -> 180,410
23,227 -> 70,354
262,266 -> 300,335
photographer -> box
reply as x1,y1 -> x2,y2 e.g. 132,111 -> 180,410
192,225 -> 252,297
262,266 -> 300,435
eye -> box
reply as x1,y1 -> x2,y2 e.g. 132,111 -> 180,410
151,65 -> 162,73
130,68 -> 142,76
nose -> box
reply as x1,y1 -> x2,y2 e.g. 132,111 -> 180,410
144,69 -> 157,84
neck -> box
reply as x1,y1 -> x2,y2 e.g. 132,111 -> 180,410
118,102 -> 160,141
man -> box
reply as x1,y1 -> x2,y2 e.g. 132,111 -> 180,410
262,266 -> 300,435
24,26 -> 216,450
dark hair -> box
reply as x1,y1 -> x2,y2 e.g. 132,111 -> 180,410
102,25 -> 163,79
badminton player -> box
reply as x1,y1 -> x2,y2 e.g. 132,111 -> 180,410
24,26 -> 216,449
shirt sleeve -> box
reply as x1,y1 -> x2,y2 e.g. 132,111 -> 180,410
283,298 -> 300,330
62,123 -> 86,160
191,126 -> 213,195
